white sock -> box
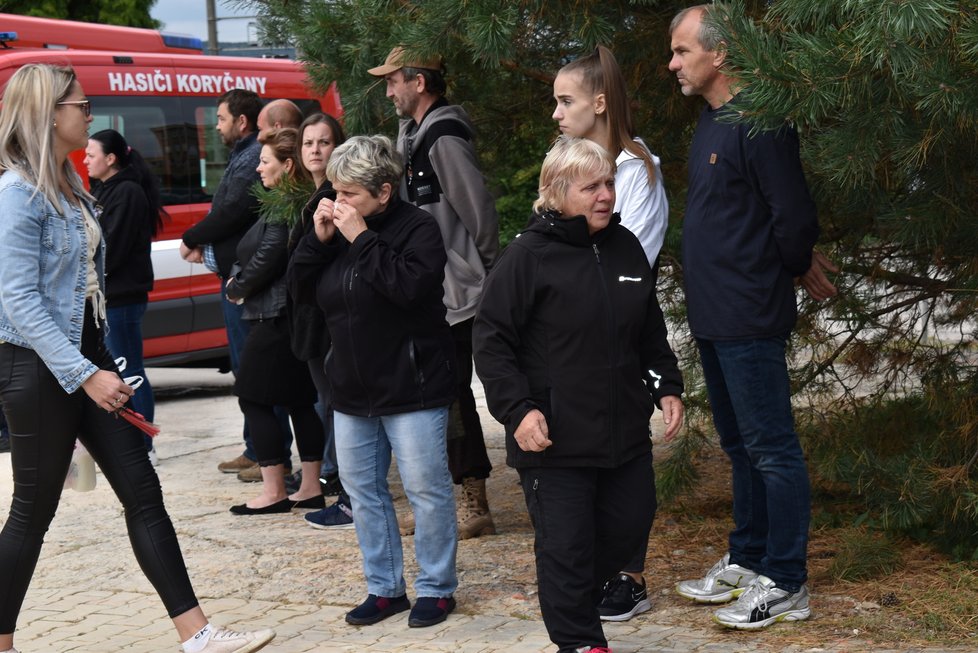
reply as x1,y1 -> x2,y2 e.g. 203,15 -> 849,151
182,623 -> 214,653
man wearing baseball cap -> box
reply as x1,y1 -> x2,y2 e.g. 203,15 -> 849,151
369,46 -> 500,545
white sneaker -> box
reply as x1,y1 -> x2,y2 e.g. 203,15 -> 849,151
713,575 -> 811,629
676,553 -> 758,603
198,627 -> 275,652
148,447 -> 159,467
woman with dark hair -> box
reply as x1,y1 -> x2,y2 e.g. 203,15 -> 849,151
551,45 -> 671,619
84,129 -> 163,464
0,62 -> 274,653
226,126 -> 325,515
288,112 -> 354,527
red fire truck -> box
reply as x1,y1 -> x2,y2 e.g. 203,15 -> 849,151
0,13 -> 342,366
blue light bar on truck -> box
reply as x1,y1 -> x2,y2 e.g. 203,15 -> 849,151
162,34 -> 203,52
0,32 -> 18,43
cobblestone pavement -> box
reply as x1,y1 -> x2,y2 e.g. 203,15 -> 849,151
0,369 -> 971,652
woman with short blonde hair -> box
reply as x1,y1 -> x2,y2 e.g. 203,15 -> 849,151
289,134 -> 459,629
474,136 -> 684,653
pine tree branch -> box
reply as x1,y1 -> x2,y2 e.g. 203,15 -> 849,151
499,59 -> 554,85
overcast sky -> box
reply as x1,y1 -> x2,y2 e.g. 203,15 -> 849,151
150,0 -> 254,43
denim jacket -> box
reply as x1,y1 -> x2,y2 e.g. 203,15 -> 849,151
0,169 -> 104,393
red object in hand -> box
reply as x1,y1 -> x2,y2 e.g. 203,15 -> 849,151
116,407 -> 160,437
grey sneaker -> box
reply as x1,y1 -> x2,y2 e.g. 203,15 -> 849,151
197,626 -> 275,652
713,575 -> 810,629
676,553 -> 758,603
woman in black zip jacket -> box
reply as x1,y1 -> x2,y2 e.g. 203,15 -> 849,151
473,137 -> 684,653
287,135 -> 459,629
85,129 -> 162,462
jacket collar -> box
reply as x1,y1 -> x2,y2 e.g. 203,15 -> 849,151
97,165 -> 140,190
412,96 -> 451,130
363,196 -> 403,230
526,210 -> 621,247
230,132 -> 258,158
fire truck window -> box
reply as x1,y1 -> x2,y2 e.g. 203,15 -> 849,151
195,104 -> 226,199
89,97 -> 202,205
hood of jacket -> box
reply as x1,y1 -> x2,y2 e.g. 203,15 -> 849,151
524,210 -> 622,247
92,165 -> 141,196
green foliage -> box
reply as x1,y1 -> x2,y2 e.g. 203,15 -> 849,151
252,177 -> 315,229
1,0 -> 161,28
799,383 -> 978,558
827,529 -> 902,581
678,0 -> 978,555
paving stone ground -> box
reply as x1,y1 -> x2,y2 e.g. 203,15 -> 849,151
0,368 -> 971,652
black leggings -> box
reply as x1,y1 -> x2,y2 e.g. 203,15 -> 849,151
0,315 -> 199,633
239,398 -> 323,467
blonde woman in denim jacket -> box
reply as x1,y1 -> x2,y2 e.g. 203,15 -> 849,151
0,64 -> 274,653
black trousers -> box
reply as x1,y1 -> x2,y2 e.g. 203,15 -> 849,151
240,397 -> 323,466
0,310 -> 199,633
446,318 -> 492,484
518,452 -> 656,652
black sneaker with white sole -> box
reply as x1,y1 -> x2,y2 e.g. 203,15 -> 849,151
597,573 -> 652,621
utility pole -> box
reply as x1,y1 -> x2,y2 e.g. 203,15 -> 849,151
206,0 -> 219,55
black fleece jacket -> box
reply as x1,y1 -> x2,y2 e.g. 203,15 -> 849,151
285,180 -> 335,361
473,212 -> 683,469
91,167 -> 154,307
287,198 -> 456,417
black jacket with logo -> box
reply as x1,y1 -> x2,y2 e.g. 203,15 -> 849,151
473,212 -> 683,469
287,198 -> 456,417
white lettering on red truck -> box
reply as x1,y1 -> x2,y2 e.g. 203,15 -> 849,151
108,72 -> 268,96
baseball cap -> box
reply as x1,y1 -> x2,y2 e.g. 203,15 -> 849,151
368,46 -> 444,77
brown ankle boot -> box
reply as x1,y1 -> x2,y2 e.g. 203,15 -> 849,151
398,510 -> 415,536
457,477 -> 496,540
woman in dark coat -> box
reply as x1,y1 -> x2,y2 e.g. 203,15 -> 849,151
288,113 -> 352,526
473,136 -> 684,653
85,129 -> 162,463
288,135 -> 459,629
226,127 -> 324,515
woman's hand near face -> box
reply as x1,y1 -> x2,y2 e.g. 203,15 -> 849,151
332,201 -> 368,243
313,197 -> 337,243
515,408 -> 552,452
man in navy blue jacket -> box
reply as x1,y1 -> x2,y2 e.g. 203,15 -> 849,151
668,4 -> 836,630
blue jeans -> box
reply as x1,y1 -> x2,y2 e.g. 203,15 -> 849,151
334,407 -> 458,598
220,283 -> 292,463
697,336 -> 810,591
106,303 -> 154,451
